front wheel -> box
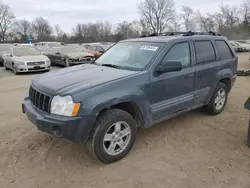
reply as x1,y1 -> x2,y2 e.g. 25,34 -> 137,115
3,61 -> 8,70
64,59 -> 70,67
12,63 -> 18,75
87,109 -> 137,164
205,82 -> 228,115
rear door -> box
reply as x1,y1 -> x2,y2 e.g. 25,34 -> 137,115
215,40 -> 236,79
193,40 -> 222,106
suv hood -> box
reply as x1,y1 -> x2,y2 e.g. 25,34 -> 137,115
14,55 -> 48,62
32,64 -> 138,95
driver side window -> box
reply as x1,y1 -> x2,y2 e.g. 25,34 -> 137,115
162,42 -> 191,68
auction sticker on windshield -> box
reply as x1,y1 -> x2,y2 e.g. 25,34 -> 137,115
140,45 -> 159,51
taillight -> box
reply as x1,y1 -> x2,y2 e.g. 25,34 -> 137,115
235,55 -> 238,71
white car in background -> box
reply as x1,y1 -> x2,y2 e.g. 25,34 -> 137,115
0,43 -> 14,66
2,47 -> 51,75
235,40 -> 250,51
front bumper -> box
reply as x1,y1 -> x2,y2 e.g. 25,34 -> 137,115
16,64 -> 50,72
22,98 -> 94,142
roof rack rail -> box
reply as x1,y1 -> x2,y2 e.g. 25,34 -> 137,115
140,31 -> 221,37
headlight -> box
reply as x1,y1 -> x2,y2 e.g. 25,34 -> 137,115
16,61 -> 25,65
50,95 -> 80,117
46,59 -> 51,65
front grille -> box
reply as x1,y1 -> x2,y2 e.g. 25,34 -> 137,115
27,61 -> 45,66
29,86 -> 51,113
28,67 -> 45,70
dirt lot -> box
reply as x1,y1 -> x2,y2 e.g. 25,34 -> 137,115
0,53 -> 250,188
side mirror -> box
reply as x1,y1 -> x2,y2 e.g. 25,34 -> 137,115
156,61 -> 182,74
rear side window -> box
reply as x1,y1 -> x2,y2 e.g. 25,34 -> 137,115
194,41 -> 216,64
215,40 -> 234,60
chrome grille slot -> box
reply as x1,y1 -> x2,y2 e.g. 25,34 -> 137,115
29,86 -> 51,113
27,61 -> 45,66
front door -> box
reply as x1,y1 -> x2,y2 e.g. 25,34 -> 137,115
149,42 -> 195,123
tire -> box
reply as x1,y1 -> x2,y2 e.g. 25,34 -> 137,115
205,82 -> 228,115
87,109 -> 137,164
12,63 -> 18,75
64,59 -> 70,67
3,61 -> 8,70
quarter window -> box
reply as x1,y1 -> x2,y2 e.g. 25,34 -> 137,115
162,42 -> 191,68
216,40 -> 234,60
194,41 -> 216,64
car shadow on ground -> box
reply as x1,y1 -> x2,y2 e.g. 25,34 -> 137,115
17,108 -> 207,168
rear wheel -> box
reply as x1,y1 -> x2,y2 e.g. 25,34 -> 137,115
205,82 -> 228,115
87,109 -> 137,164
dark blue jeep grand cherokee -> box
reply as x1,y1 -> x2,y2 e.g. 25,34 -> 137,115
22,32 -> 237,163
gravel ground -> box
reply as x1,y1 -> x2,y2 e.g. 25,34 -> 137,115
0,54 -> 250,188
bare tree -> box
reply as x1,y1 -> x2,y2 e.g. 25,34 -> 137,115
180,6 -> 196,31
196,11 -> 216,32
72,24 -> 84,42
240,0 -> 250,27
32,17 -> 53,41
54,24 -> 64,38
14,19 -> 32,42
138,0 -> 176,33
213,13 -> 225,30
0,4 -> 15,41
115,21 -> 140,39
219,4 -> 240,28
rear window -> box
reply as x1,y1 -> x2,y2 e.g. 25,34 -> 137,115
194,41 -> 216,64
216,40 -> 234,60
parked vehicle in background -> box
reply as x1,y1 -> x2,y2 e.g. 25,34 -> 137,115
47,46 -> 95,67
229,41 -> 244,53
22,32 -> 237,163
86,44 -> 113,58
35,42 -> 64,55
235,40 -> 250,52
15,43 -> 35,48
89,44 -> 113,53
2,47 -> 51,74
82,43 -> 100,49
0,43 -> 13,67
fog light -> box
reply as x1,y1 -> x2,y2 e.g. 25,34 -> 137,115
52,126 -> 63,138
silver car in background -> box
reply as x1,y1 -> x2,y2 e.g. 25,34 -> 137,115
2,47 -> 51,74
0,43 -> 14,66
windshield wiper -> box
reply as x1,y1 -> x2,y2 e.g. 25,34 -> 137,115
101,64 -> 121,69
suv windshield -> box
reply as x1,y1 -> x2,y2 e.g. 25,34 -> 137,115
95,42 -> 163,70
13,48 -> 40,56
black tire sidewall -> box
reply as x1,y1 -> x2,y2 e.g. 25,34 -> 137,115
12,64 -> 17,75
3,61 -> 7,70
209,82 -> 228,114
92,110 -> 137,163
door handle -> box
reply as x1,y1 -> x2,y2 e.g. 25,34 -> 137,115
184,74 -> 194,79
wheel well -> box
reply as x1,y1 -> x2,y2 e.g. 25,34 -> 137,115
99,102 -> 145,127
220,78 -> 231,92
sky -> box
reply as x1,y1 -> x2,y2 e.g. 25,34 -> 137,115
2,0 -> 239,33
